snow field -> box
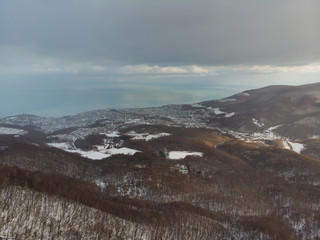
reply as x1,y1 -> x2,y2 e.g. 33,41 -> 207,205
168,151 -> 203,160
48,142 -> 140,160
0,127 -> 27,135
210,108 -> 235,118
282,140 -> 305,154
104,131 -> 121,138
229,126 -> 305,154
127,131 -> 171,141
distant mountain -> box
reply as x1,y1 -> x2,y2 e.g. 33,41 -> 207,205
2,83 -> 320,139
203,83 -> 320,139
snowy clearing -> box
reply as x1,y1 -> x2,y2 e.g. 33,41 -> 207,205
168,151 -> 203,160
48,143 -> 110,160
229,129 -> 305,154
71,150 -> 110,160
225,112 -> 235,118
47,142 -> 70,149
283,140 -> 305,154
104,131 -> 121,138
0,127 -> 27,135
290,142 -> 304,154
211,108 -> 235,118
48,142 -> 140,160
212,108 -> 225,115
228,128 -> 280,143
191,103 -> 204,108
105,147 -> 140,156
128,131 -> 171,141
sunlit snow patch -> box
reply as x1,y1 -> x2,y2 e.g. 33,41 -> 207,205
168,151 -> 203,160
0,127 -> 27,135
282,140 -> 305,154
291,142 -> 304,154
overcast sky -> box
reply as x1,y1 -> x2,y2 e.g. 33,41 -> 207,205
1,0 -> 320,117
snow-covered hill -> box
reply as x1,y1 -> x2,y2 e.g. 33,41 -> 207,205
1,83 -> 320,239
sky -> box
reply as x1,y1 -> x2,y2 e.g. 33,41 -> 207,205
1,0 -> 320,117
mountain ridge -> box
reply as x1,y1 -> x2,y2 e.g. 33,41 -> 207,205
2,82 -> 320,138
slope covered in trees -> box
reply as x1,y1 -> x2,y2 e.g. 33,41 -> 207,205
1,125 -> 320,239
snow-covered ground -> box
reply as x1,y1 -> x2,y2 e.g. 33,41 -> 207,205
228,123 -> 285,142
283,140 -> 305,154
267,125 -> 282,131
104,131 -> 121,138
228,127 -> 305,154
127,131 -> 171,141
225,112 -> 235,118
168,151 -> 203,160
211,108 -> 225,115
311,135 -> 320,139
72,150 -> 110,160
106,147 -> 140,156
252,118 -> 264,128
48,142 -> 110,160
47,142 -> 70,149
48,142 -> 140,160
172,164 -> 189,174
0,127 -> 27,135
210,108 -> 235,118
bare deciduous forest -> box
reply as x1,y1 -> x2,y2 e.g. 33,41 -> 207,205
1,126 -> 320,239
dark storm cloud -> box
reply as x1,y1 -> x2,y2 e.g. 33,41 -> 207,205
1,0 -> 320,66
